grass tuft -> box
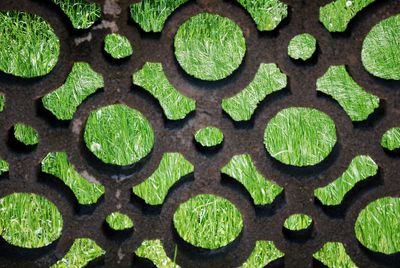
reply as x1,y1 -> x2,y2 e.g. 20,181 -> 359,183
42,62 -> 104,121
288,33 -> 317,61
314,155 -> 378,206
194,127 -> 224,147
0,192 -> 63,248
240,240 -> 284,268
174,13 -> 246,81
13,123 -> 39,146
41,152 -> 105,205
0,11 -> 60,78
52,0 -> 101,29
381,127 -> 400,151
133,62 -> 196,120
355,197 -> 400,255
0,93 -> 5,112
0,160 -> 9,175
317,65 -> 380,122
222,63 -> 287,121
133,152 -> 193,206
104,33 -> 133,59
283,214 -> 312,231
106,212 -> 134,231
135,240 -> 180,268
313,242 -> 357,267
51,238 -> 105,268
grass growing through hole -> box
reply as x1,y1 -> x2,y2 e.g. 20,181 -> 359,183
355,197 -> 400,255
0,93 -> 4,112
42,62 -> 104,120
130,0 -> 189,32
0,192 -> 63,248
0,11 -> 60,78
174,13 -> 246,81
0,160 -> 9,175
133,153 -> 193,206
317,65 -> 380,122
194,127 -> 224,147
221,154 -> 283,205
135,240 -> 180,268
51,238 -> 105,268
104,33 -> 133,59
236,0 -> 288,31
51,0 -> 101,29
283,214 -> 312,231
320,0 -> 376,32
106,212 -> 134,231
133,63 -> 196,120
13,123 -> 39,146
264,107 -> 337,167
41,152 -> 105,205
381,127 -> 400,151
288,33 -> 317,61
240,240 -> 284,268
313,242 -> 357,268
362,14 -> 400,80
173,194 -> 243,250
222,63 -> 287,121
314,155 -> 378,206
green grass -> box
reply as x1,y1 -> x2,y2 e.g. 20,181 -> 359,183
362,14 -> 400,80
0,93 -> 4,112
236,0 -> 288,31
317,65 -> 380,122
222,63 -> 287,121
194,127 -> 224,147
0,11 -> 60,78
41,152 -> 105,205
104,33 -> 133,59
174,13 -> 246,81
84,104 -> 154,166
314,155 -> 378,206
133,62 -> 196,120
283,214 -> 312,231
319,0 -> 376,32
173,194 -> 243,250
130,0 -> 189,32
313,242 -> 357,268
52,0 -> 101,29
264,107 -> 337,167
240,240 -> 284,268
106,212 -> 134,231
0,160 -> 9,176
13,123 -> 39,146
51,238 -> 105,268
42,62 -> 104,121
0,192 -> 63,248
355,197 -> 400,255
133,152 -> 193,206
135,240 -> 180,268
221,154 -> 283,205
381,127 -> 400,151
288,33 -> 317,61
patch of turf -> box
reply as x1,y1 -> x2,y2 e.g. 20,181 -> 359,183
0,11 -> 60,78
0,160 -> 9,176
283,214 -> 312,231
173,194 -> 243,249
313,242 -> 357,268
130,0 -> 189,32
221,154 -> 283,205
288,33 -> 317,61
133,63 -> 196,120
42,62 -> 104,121
319,0 -> 376,32
41,152 -> 105,205
314,155 -> 378,206
52,0 -> 101,29
13,123 -> 39,146
362,14 -> 400,80
104,33 -> 133,59
51,238 -> 105,268
240,240 -> 284,268
235,0 -> 288,31
222,63 -> 287,121
106,212 -> 134,231
84,104 -> 154,166
381,127 -> 400,151
194,127 -> 224,147
355,197 -> 400,255
316,65 -> 380,122
135,240 -> 180,268
174,13 -> 246,81
264,107 -> 337,167
133,152 -> 193,206
0,93 -> 4,112
0,192 -> 63,248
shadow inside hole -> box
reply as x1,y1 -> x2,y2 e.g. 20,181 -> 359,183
358,241 -> 400,267
7,127 -> 38,153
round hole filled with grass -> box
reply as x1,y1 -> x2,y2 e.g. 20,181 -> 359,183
174,13 -> 246,81
0,192 -> 63,248
283,214 -> 313,231
84,104 -> 154,166
264,107 -> 337,167
173,194 -> 243,250
194,126 -> 224,148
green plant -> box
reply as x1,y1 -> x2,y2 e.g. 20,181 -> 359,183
240,240 -> 284,268
283,214 -> 312,231
194,127 -> 224,147
288,33 -> 317,61
313,242 -> 357,267
52,0 -> 101,29
13,123 -> 39,146
0,160 -> 9,175
0,93 -> 5,112
135,240 -> 180,268
381,127 -> 400,151
104,33 -> 133,59
106,212 -> 134,231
